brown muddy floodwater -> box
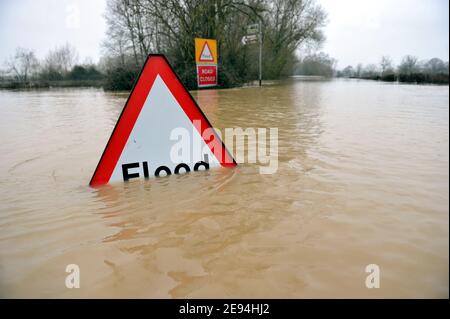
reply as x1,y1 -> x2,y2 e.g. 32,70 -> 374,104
0,79 -> 448,298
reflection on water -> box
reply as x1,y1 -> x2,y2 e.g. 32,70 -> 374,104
0,80 -> 448,298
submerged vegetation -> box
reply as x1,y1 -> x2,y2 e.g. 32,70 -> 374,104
337,55 -> 449,85
0,44 -> 103,89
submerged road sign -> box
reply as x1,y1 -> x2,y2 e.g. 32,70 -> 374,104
195,38 -> 217,64
89,54 -> 236,187
196,64 -> 218,87
195,38 -> 218,88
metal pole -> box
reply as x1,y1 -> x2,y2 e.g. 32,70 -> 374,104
258,21 -> 262,87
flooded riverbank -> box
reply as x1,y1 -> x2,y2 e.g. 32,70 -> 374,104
0,79 -> 448,298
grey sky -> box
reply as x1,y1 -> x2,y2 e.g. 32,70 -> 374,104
0,0 -> 448,68
0,0 -> 106,64
318,0 -> 449,67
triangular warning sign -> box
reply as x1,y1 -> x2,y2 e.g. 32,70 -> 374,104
90,55 -> 236,187
199,42 -> 214,62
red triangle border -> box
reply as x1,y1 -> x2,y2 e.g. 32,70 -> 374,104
89,54 -> 236,187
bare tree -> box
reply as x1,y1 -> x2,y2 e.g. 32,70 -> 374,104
102,27 -> 130,67
355,63 -> 363,78
361,63 -> 379,79
341,65 -> 354,78
5,47 -> 39,82
398,55 -> 419,75
43,43 -> 78,75
424,58 -> 447,75
295,52 -> 336,77
264,0 -> 327,77
380,56 -> 393,74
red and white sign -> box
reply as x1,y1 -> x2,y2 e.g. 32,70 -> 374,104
197,64 -> 218,87
89,55 -> 236,187
195,38 -> 218,88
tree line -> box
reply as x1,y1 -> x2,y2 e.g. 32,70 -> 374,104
0,44 -> 103,88
101,0 -> 327,90
337,55 -> 449,84
293,52 -> 336,77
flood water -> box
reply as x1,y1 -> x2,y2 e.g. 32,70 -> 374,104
0,79 -> 448,298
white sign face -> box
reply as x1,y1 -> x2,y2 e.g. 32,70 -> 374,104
241,35 -> 258,45
89,55 -> 236,187
109,75 -> 220,182
199,42 -> 214,62
246,23 -> 259,35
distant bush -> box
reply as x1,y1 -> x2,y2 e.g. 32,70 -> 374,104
427,73 -> 449,84
39,64 -> 103,83
338,56 -> 449,85
40,68 -> 64,81
103,66 -> 140,91
398,72 -> 448,84
294,53 -> 336,77
398,72 -> 426,84
172,62 -> 198,90
360,74 -> 380,81
380,72 -> 397,82
218,63 -> 247,88
68,65 -> 103,81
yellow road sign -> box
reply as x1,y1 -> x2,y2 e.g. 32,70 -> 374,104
195,38 -> 217,64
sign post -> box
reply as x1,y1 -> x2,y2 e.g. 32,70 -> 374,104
258,21 -> 262,87
195,38 -> 218,88
242,22 -> 263,86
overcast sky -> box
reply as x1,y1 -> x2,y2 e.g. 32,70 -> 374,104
0,0 -> 448,68
0,0 -> 106,64
319,0 -> 449,67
